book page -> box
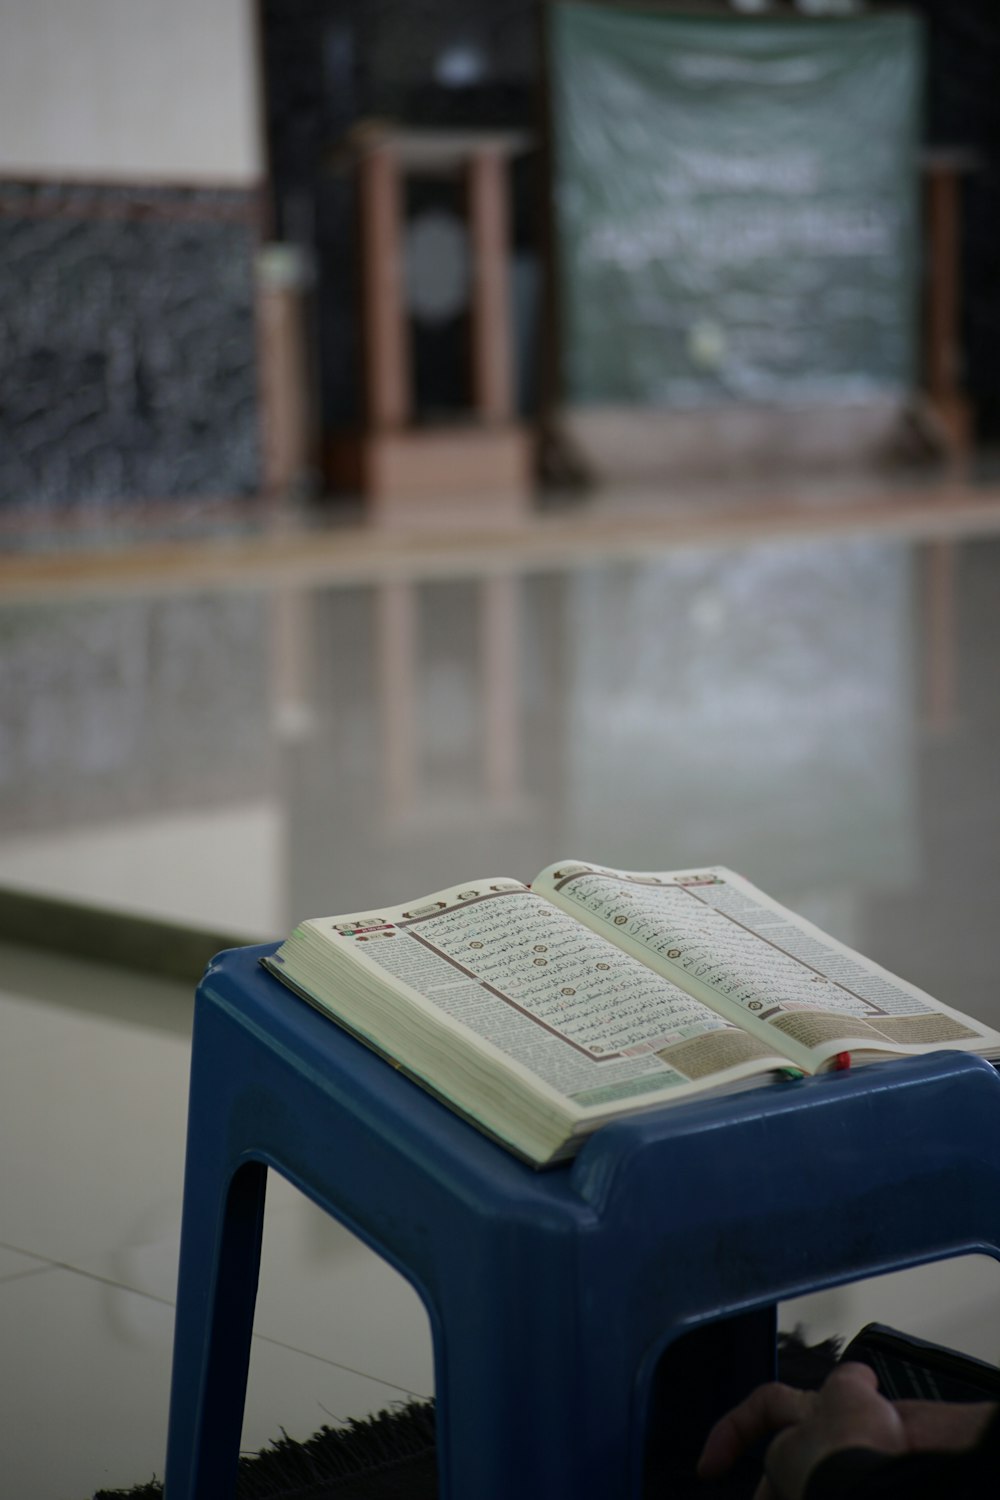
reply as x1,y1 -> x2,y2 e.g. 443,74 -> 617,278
534,862 -> 1000,1069
294,879 -> 787,1114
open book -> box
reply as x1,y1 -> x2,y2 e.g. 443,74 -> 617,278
263,862 -> 1000,1166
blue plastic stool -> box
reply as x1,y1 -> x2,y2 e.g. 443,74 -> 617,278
164,944 -> 1000,1499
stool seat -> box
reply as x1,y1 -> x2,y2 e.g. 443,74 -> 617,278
165,943 -> 1000,1499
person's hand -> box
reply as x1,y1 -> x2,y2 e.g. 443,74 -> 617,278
697,1361 -> 996,1500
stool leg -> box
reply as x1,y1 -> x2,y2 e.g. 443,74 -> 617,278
435,1346 -> 639,1500
430,1267 -> 639,1500
643,1306 -> 777,1497
164,1159 -> 268,1500
433,1268 -> 775,1499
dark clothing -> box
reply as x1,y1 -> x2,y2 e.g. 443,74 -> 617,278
805,1406 -> 1000,1499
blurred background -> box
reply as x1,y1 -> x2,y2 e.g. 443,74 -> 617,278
2,1 -> 1000,1496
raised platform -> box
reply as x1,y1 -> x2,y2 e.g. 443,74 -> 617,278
562,400 -> 918,483
327,425 -> 533,525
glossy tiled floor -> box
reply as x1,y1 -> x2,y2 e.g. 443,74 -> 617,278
3,486 -> 1000,1497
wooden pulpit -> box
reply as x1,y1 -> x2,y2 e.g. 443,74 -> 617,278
329,126 -> 533,524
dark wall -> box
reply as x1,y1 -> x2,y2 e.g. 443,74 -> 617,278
260,0 -> 1000,441
909,0 -> 1000,438
259,0 -> 539,430
0,181 -> 262,515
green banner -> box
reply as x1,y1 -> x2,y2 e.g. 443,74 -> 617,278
551,4 -> 923,406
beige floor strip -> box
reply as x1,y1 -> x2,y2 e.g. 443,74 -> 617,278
3,482 -> 1000,603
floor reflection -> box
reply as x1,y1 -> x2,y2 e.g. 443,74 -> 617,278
0,528 -> 998,1028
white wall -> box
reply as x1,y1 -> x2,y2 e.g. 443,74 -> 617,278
0,0 -> 263,182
